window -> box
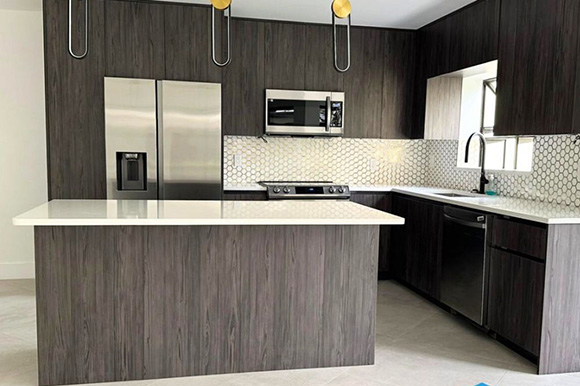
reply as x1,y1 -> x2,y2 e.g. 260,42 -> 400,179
458,71 -> 533,173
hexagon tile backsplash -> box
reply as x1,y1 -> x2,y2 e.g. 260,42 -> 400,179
224,135 -> 580,207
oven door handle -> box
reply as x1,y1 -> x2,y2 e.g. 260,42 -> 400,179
444,213 -> 486,229
325,96 -> 331,132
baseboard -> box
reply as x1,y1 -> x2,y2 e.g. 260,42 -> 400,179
0,262 -> 35,280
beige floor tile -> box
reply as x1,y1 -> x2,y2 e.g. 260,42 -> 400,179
323,372 -> 393,386
2,278 -> 570,386
400,308 -> 529,365
497,363 -> 580,386
0,333 -> 37,382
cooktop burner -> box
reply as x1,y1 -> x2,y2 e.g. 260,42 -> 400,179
258,181 -> 350,200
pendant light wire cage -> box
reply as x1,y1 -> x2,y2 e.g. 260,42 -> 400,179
332,0 -> 351,73
211,1 -> 232,67
68,0 -> 89,60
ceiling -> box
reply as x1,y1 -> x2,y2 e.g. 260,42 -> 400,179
157,0 -> 478,29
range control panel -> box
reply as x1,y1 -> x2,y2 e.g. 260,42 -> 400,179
265,184 -> 351,200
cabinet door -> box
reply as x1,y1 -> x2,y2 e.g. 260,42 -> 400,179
390,195 -> 443,298
164,4 -> 222,83
264,22 -> 306,90
487,248 -> 545,355
44,0 -> 107,199
495,0 -> 580,135
350,194 -> 392,276
105,1 -> 165,79
223,20 -> 266,136
304,24 -> 344,92
344,28 -> 384,139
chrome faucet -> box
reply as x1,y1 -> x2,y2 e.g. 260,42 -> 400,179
464,132 -> 489,194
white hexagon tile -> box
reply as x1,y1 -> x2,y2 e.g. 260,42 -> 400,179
224,135 -> 580,207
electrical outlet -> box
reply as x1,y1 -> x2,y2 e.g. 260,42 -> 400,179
233,153 -> 243,167
368,158 -> 379,172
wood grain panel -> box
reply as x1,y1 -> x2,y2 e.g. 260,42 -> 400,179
344,28 -> 384,139
495,0 -> 580,135
35,225 -> 379,385
540,224 -> 580,374
382,30 -> 416,139
43,0 -> 107,199
350,193 -> 392,276
491,216 -> 548,260
264,22 -> 306,90
223,20 -> 265,136
424,76 -> 462,140
389,195 -> 443,299
105,0 -> 165,79
487,248 -> 545,356
223,191 -> 268,201
164,4 -> 222,83
304,24 -> 344,91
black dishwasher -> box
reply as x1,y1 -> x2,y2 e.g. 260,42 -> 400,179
441,206 -> 488,325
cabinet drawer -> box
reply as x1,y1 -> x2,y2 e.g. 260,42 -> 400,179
487,248 -> 545,355
491,217 -> 547,260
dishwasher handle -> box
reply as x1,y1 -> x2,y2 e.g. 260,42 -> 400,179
444,213 -> 486,229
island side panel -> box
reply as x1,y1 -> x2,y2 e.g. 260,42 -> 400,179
540,224 -> 580,374
34,225 -> 380,386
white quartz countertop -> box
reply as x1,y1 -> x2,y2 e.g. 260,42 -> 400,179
225,185 -> 580,224
388,187 -> 580,225
13,200 -> 405,227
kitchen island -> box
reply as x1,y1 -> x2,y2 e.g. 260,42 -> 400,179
14,200 -> 404,386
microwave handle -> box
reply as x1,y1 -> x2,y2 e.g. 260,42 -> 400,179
325,96 -> 331,132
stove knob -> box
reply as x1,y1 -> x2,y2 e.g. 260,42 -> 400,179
338,187 -> 345,194
273,187 -> 281,194
283,186 -> 291,194
329,187 -> 336,193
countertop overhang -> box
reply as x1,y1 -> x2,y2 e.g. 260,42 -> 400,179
224,185 -> 580,224
13,199 -> 405,227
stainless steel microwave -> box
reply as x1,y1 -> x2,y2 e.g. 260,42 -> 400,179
265,89 -> 345,136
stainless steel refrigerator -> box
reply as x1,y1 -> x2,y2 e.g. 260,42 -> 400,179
104,77 -> 222,200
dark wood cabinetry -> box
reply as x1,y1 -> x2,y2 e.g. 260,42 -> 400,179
105,1 -> 165,79
495,0 -> 580,135
412,0 -> 500,138
223,20 -> 266,136
44,0 -> 107,200
163,4 -> 222,83
223,191 -> 267,201
264,22 -> 306,90
487,248 -> 545,355
389,194 -> 443,298
491,217 -> 548,260
350,193 -> 392,277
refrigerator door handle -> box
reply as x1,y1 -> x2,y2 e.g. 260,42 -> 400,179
156,80 -> 165,199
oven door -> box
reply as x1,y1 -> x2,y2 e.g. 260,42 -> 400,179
265,90 -> 344,136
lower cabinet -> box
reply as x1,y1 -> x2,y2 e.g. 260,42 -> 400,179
487,248 -> 545,356
350,193 -> 392,278
223,191 -> 268,201
389,194 -> 443,299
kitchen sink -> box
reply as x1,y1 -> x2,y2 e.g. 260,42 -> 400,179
433,192 -> 474,198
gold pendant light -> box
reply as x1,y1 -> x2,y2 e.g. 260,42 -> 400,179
332,0 -> 352,19
332,0 -> 351,73
210,0 -> 232,67
211,0 -> 231,11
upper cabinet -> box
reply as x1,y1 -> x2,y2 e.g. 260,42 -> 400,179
163,4 -> 222,83
419,0 -> 500,79
105,1 -> 165,79
412,0 -> 500,138
495,0 -> 580,136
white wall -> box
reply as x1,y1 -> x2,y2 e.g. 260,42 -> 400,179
0,0 -> 47,279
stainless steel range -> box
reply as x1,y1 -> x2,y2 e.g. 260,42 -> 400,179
259,181 -> 351,200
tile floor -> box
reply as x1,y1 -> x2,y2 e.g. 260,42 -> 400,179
1,279 -> 579,386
